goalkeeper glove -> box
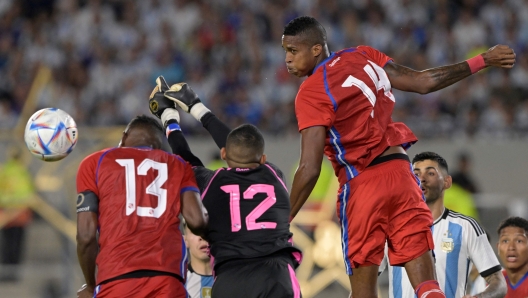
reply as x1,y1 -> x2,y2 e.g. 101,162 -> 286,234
149,76 -> 178,120
164,83 -> 210,121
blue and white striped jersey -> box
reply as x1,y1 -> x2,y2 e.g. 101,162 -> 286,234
383,208 -> 501,298
185,265 -> 214,298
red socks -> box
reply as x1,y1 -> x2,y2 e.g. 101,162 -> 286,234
414,280 -> 446,298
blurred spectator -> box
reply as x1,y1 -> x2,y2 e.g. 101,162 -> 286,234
451,152 -> 480,194
0,0 -> 526,139
0,150 -> 34,282
443,152 -> 480,219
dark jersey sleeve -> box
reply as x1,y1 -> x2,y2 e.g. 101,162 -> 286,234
166,119 -> 204,167
192,166 -> 216,193
200,112 -> 231,149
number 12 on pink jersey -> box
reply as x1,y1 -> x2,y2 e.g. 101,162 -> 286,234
221,184 -> 277,232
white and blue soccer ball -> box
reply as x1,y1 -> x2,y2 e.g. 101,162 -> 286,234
24,108 -> 78,162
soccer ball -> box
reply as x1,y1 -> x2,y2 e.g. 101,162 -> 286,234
24,108 -> 78,162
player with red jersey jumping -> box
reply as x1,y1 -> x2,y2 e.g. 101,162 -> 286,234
281,16 -> 516,298
75,115 -> 208,298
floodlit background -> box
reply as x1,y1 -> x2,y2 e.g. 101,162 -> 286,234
0,0 -> 527,297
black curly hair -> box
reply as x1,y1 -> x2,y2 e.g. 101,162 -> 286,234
497,216 -> 528,235
283,16 -> 327,46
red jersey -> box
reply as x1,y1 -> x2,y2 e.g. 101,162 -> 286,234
504,270 -> 528,298
76,147 -> 199,285
295,46 -> 417,185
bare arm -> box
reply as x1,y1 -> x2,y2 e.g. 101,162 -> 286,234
290,126 -> 326,219
181,191 -> 208,238
76,212 -> 98,292
385,45 -> 516,94
463,271 -> 507,298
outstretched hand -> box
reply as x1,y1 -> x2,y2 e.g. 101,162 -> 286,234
149,76 -> 177,119
482,45 -> 516,68
164,83 -> 211,121
164,83 -> 202,113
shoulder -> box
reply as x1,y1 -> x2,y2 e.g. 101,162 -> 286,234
446,209 -> 485,237
193,166 -> 216,176
79,148 -> 115,166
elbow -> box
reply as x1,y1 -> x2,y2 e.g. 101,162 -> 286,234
298,161 -> 321,183
415,84 -> 433,95
489,274 -> 508,297
187,214 -> 209,237
497,279 -> 508,296
76,231 -> 97,251
416,88 -> 430,95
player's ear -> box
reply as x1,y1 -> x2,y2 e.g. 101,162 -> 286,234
119,131 -> 127,147
444,175 -> 452,190
259,154 -> 266,165
312,44 -> 322,57
220,147 -> 227,161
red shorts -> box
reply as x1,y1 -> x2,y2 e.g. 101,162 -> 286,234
336,159 -> 434,275
94,275 -> 188,298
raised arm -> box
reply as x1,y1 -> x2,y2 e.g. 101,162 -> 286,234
385,45 -> 515,94
148,76 -> 204,166
290,125 -> 326,219
164,83 -> 231,149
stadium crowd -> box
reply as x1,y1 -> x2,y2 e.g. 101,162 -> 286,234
0,0 -> 527,139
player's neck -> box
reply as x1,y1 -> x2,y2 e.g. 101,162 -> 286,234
226,161 -> 261,169
312,46 -> 331,74
428,198 -> 445,221
190,257 -> 212,276
505,264 -> 528,285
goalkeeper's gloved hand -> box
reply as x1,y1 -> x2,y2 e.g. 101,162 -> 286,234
164,83 -> 210,121
149,76 -> 177,120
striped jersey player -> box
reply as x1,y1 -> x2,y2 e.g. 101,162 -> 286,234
385,209 -> 501,298
381,152 -> 505,298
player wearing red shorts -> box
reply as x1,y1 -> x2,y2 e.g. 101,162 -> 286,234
75,115 -> 208,298
282,16 -> 516,298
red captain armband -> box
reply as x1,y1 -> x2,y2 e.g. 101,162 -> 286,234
466,55 -> 486,74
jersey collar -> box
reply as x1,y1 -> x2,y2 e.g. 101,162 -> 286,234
433,207 -> 449,226
313,51 -> 335,74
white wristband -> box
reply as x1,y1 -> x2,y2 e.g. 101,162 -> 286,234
190,102 -> 211,121
161,108 -> 180,125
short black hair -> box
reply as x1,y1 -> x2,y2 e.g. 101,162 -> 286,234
412,151 -> 449,173
283,16 -> 327,46
226,124 -> 264,162
497,216 -> 528,235
126,115 -> 164,135
125,115 -> 165,149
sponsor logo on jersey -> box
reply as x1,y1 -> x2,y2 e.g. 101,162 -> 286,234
329,57 -> 341,67
441,230 -> 454,253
